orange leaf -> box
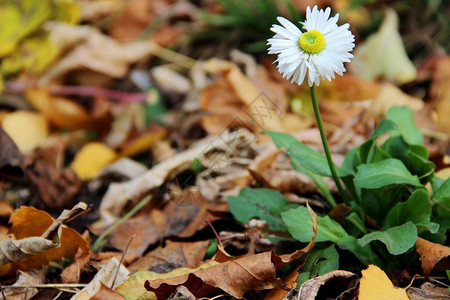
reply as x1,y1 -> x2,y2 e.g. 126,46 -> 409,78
416,237 -> 450,277
0,206 -> 90,277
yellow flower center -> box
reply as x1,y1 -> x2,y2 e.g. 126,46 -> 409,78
299,30 -> 326,54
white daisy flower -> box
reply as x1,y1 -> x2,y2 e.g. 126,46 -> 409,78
267,6 -> 355,86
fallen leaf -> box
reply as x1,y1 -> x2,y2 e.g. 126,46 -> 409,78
0,128 -> 24,179
107,202 -> 208,256
298,270 -> 357,300
407,282 -> 450,299
372,82 -> 424,117
2,270 -> 45,300
71,257 -> 129,300
119,126 -> 167,157
26,88 -> 112,130
117,204 -> 316,299
38,22 -> 155,85
351,8 -> 417,84
128,240 -> 210,273
91,283 -> 126,300
358,264 -> 408,300
415,237 -> 450,277
2,111 -> 49,154
0,203 -> 90,277
430,56 -> 450,135
70,142 -> 118,180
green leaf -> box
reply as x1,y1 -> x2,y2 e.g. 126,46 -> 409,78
264,131 -> 338,205
383,189 -> 431,229
297,245 -> 339,286
346,212 -> 368,234
354,158 -> 421,189
227,188 -> 297,231
433,178 -> 450,217
371,119 -> 398,139
264,131 -> 347,177
416,222 -> 440,234
386,106 -> 423,145
338,236 -> 384,266
358,222 -> 417,255
282,206 -> 347,243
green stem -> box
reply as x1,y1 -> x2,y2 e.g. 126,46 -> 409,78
92,195 -> 152,252
310,85 -> 350,206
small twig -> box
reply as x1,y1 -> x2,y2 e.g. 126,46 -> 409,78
205,220 -> 223,248
92,195 -> 152,252
64,205 -> 93,224
111,234 -> 135,290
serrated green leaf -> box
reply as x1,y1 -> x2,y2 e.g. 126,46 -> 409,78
358,222 -> 417,255
227,188 -> 297,231
282,206 -> 347,243
355,158 -> 421,189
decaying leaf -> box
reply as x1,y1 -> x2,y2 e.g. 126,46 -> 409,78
91,283 -> 127,300
298,270 -> 357,300
100,128 -> 254,225
70,142 -> 118,180
351,8 -> 417,84
26,88 -> 112,130
128,240 -> 210,273
38,22 -> 156,85
117,204 -> 316,299
407,282 -> 450,299
2,110 -> 49,154
430,56 -> 450,135
72,257 -> 129,300
2,270 -> 45,300
415,237 -> 450,277
0,127 -> 24,178
358,264 -> 408,300
0,203 -> 90,277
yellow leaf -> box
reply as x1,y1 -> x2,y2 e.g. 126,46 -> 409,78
351,9 -> 417,84
116,261 -> 219,300
53,0 -> 80,24
0,0 -> 52,57
1,35 -> 59,75
70,142 -> 118,180
2,111 -> 49,154
120,129 -> 166,157
359,265 -> 408,300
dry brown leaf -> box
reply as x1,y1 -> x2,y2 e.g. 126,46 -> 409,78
0,128 -> 24,179
107,201 -> 210,256
70,142 -> 118,180
2,270 -> 45,300
128,240 -> 210,273
26,88 -> 112,130
100,131 -> 244,225
91,283 -> 126,300
298,270 -> 357,300
430,56 -> 450,135
25,142 -> 82,209
71,257 -> 129,300
61,246 -> 92,283
407,282 -> 450,299
39,22 -> 155,85
358,265 -> 408,300
372,82 -> 424,117
1,111 -> 49,154
415,237 -> 450,277
0,203 -> 90,277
